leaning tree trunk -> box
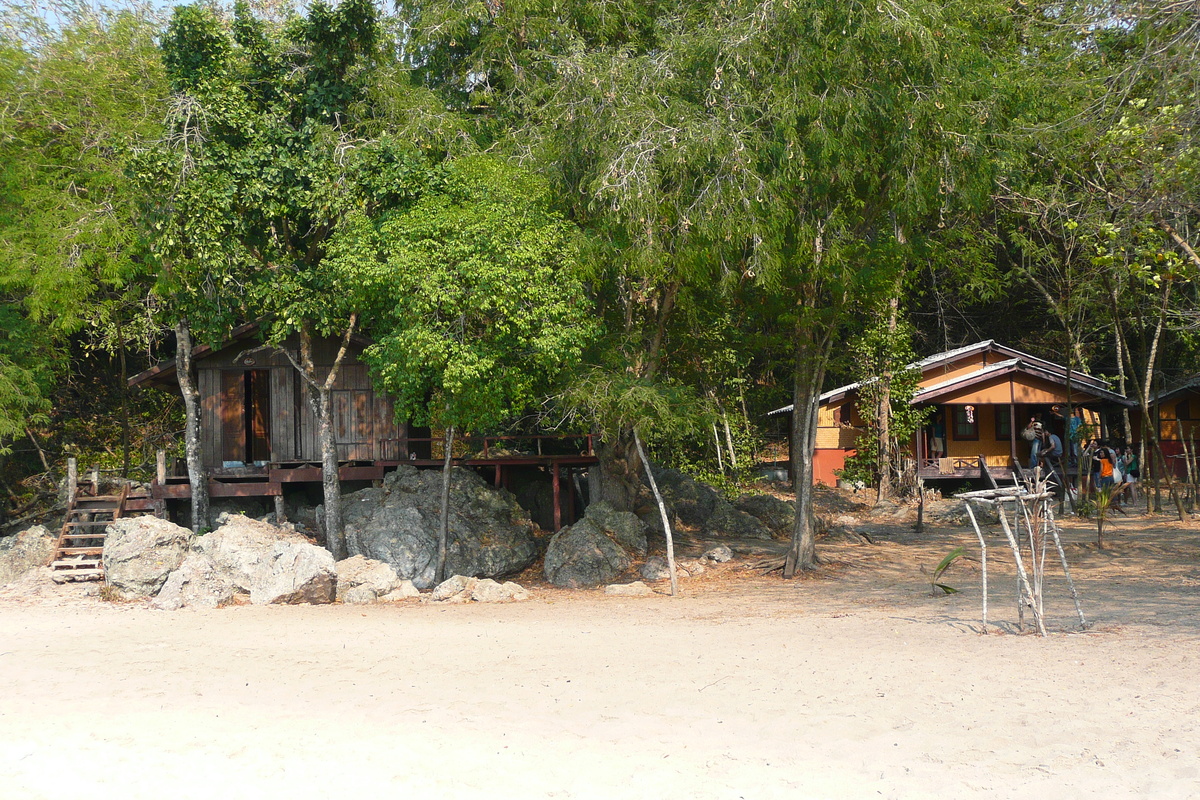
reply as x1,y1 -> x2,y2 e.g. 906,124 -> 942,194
175,319 -> 209,532
784,324 -> 835,577
436,423 -> 455,584
634,428 -> 677,596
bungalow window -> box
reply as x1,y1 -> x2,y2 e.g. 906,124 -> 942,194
995,404 -> 1011,440
1176,399 -> 1192,420
953,406 -> 978,441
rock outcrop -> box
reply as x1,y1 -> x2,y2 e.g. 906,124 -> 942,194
544,501 -> 647,588
733,494 -> 795,540
341,466 -> 538,590
639,468 -> 772,540
0,525 -> 56,586
152,515 -> 335,609
102,517 -> 193,597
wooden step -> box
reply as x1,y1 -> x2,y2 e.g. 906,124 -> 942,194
64,520 -> 113,528
57,547 -> 105,556
50,568 -> 103,583
51,558 -> 102,569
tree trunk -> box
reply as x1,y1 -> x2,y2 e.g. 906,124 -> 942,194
634,428 -> 677,596
593,433 -> 643,512
117,315 -> 131,478
175,319 -> 209,532
1111,286 -> 1185,519
437,423 -> 455,584
876,295 -> 899,502
290,316 -> 358,560
784,323 -> 835,577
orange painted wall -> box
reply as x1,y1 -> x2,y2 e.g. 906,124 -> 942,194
814,448 -> 851,487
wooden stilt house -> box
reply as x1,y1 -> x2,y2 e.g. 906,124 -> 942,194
129,323 -> 597,529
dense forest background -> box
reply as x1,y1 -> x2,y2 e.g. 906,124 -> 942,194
2,0 -> 1198,556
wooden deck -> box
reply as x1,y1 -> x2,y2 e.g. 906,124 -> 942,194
153,434 -> 599,530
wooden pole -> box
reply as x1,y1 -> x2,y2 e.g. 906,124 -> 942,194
963,501 -> 988,631
154,450 -> 168,519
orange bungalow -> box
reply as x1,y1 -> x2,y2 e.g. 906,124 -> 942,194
770,341 -> 1134,486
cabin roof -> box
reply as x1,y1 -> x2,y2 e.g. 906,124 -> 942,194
767,340 -> 1130,416
128,323 -> 264,389
129,323 -> 373,389
1153,375 -> 1200,405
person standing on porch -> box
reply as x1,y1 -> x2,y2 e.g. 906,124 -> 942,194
930,412 -> 945,459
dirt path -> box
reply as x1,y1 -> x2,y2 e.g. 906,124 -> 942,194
2,509 -> 1198,799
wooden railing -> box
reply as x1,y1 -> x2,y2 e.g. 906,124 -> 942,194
378,433 -> 596,462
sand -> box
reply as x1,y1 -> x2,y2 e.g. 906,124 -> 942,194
2,505 -> 1198,799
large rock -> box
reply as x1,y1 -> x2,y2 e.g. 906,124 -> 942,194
335,555 -> 401,603
639,468 -> 770,540
251,539 -> 336,605
734,494 -> 795,539
342,466 -> 539,590
702,501 -> 772,540
152,515 -> 335,609
544,501 -> 647,588
103,517 -> 194,597
152,552 -> 237,611
0,525 -> 56,586
647,467 -> 717,525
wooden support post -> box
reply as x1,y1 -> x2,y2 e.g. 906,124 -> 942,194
274,494 -> 287,524
494,464 -> 501,488
154,450 -> 168,519
566,467 -> 575,525
66,458 -> 77,508
89,464 -> 99,495
552,461 -> 561,532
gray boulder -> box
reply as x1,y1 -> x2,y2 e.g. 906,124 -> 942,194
0,525 -> 56,586
335,555 -> 401,603
639,468 -> 771,540
734,493 -> 795,539
103,517 -> 194,597
544,501 -> 647,588
342,466 -> 539,590
647,467 -> 717,525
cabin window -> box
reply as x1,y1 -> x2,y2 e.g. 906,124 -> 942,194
835,404 -> 852,426
1176,399 -> 1192,420
995,404 -> 1011,440
953,406 -> 978,440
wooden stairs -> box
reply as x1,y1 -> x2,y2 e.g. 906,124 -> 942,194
49,481 -> 156,583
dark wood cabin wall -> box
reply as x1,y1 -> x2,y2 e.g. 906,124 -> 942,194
193,333 -> 403,468
199,369 -> 221,468
270,368 -> 297,461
